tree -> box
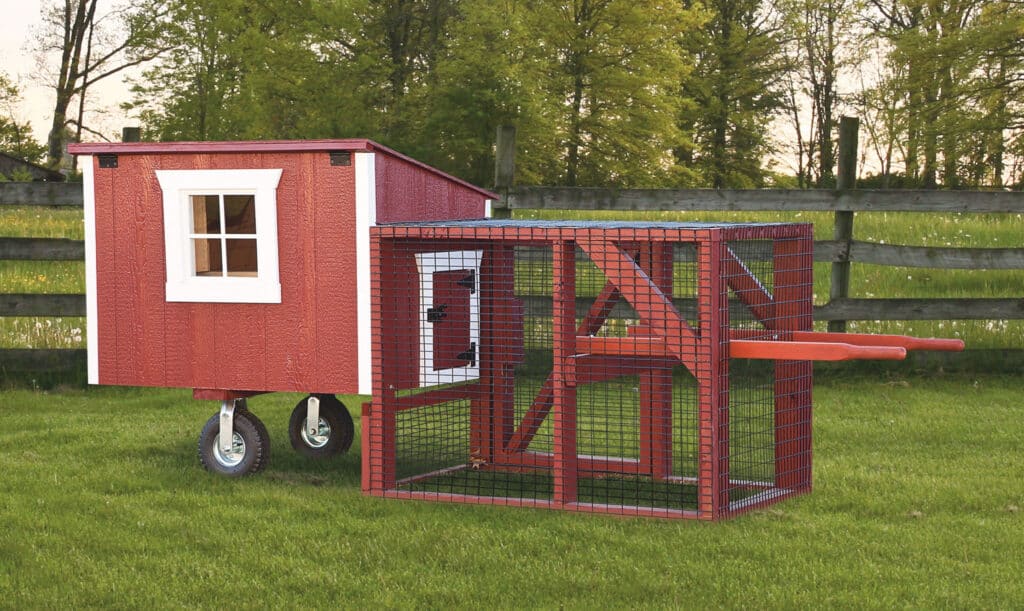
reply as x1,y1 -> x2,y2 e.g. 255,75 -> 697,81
780,0 -> 855,187
680,0 -> 789,188
862,0 -> 1024,188
518,0 -> 698,187
0,73 -> 46,164
37,0 -> 172,167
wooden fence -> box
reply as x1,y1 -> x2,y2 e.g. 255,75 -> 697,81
3,125 -> 1024,377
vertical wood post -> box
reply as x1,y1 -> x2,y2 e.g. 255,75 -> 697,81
828,116 -> 859,333
551,239 -> 577,507
121,127 -> 141,143
492,125 -> 516,219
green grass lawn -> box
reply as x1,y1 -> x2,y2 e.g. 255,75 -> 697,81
1,374 -> 1021,607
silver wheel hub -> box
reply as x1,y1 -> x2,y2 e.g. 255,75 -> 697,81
301,417 -> 331,449
213,432 -> 246,467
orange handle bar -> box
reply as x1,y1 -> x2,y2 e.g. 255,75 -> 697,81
730,340 -> 906,361
577,335 -> 908,361
728,330 -> 964,352
789,332 -> 964,352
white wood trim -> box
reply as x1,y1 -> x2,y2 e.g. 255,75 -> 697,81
155,169 -> 282,303
414,251 -> 482,387
82,156 -> 99,384
485,198 -> 493,218
355,152 -> 376,395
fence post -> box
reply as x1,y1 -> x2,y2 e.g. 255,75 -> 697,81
828,116 -> 859,333
493,125 -> 516,219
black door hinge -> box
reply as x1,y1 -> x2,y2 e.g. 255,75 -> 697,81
456,342 -> 476,366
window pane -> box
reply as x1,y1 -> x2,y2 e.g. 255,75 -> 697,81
224,195 -> 256,234
193,238 -> 223,276
225,238 -> 258,276
192,195 -> 221,233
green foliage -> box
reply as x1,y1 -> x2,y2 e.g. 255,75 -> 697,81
0,73 -> 46,165
127,0 -> 700,188
863,0 -> 1024,188
110,0 -> 1024,188
679,0 -> 789,188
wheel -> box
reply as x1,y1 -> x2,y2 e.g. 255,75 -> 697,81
197,409 -> 270,476
288,394 -> 354,459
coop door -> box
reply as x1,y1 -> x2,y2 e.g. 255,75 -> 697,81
415,251 -> 482,387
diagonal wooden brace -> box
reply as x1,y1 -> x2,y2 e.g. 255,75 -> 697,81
504,278 -> 624,454
722,245 -> 774,326
577,237 -> 699,373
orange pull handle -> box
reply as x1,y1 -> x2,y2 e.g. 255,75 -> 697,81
788,332 -> 964,353
731,340 -> 907,361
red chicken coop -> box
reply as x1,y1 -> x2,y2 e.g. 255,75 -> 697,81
364,220 -> 963,520
68,140 -> 962,519
67,140 -> 495,475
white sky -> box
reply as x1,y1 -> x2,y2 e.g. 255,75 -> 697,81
0,0 -> 134,145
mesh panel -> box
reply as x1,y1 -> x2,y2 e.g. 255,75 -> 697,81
368,222 -> 813,520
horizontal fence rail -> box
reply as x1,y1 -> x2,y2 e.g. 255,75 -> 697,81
0,182 -> 83,206
3,175 -> 1024,375
506,186 -> 1024,213
0,237 -> 85,260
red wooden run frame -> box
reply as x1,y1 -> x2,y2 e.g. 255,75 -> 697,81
364,220 -> 962,520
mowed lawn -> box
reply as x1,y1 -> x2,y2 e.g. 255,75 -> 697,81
0,374 -> 1021,608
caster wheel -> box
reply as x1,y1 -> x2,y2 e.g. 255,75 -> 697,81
289,394 -> 354,459
198,409 -> 270,476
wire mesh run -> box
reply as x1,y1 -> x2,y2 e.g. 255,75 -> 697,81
365,221 -> 814,520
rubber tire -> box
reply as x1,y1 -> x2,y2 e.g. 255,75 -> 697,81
288,394 -> 354,459
197,409 -> 270,477
237,405 -> 271,464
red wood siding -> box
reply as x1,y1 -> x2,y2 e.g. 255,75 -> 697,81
92,151 -> 359,394
374,152 -> 487,222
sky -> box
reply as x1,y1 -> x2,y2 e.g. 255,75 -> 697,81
0,0 -> 134,145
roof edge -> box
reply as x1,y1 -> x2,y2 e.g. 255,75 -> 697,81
66,139 -> 499,200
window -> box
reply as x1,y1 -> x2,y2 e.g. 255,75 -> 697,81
157,169 -> 282,303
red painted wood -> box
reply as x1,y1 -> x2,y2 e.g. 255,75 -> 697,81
504,276 -> 625,454
471,246 -> 518,465
430,269 -> 473,370
369,235 -> 397,491
192,389 -> 267,400
211,154 -> 268,388
695,234 -> 729,518
151,153 -> 197,387
571,355 -> 678,384
361,401 -> 372,493
374,151 -> 488,222
395,383 -> 480,411
93,150 -> 364,394
638,243 -> 674,481
552,240 -> 577,506
721,246 -> 774,325
578,238 -> 700,373
497,449 -> 644,477
69,139 -> 374,155
71,139 -> 498,200
772,230 -> 814,493
92,157 -> 117,385
310,151 -> 359,391
110,155 -> 142,385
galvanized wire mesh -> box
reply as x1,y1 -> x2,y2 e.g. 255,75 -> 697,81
368,222 -> 813,519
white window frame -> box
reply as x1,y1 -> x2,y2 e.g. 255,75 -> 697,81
415,250 -> 483,388
156,169 -> 282,303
